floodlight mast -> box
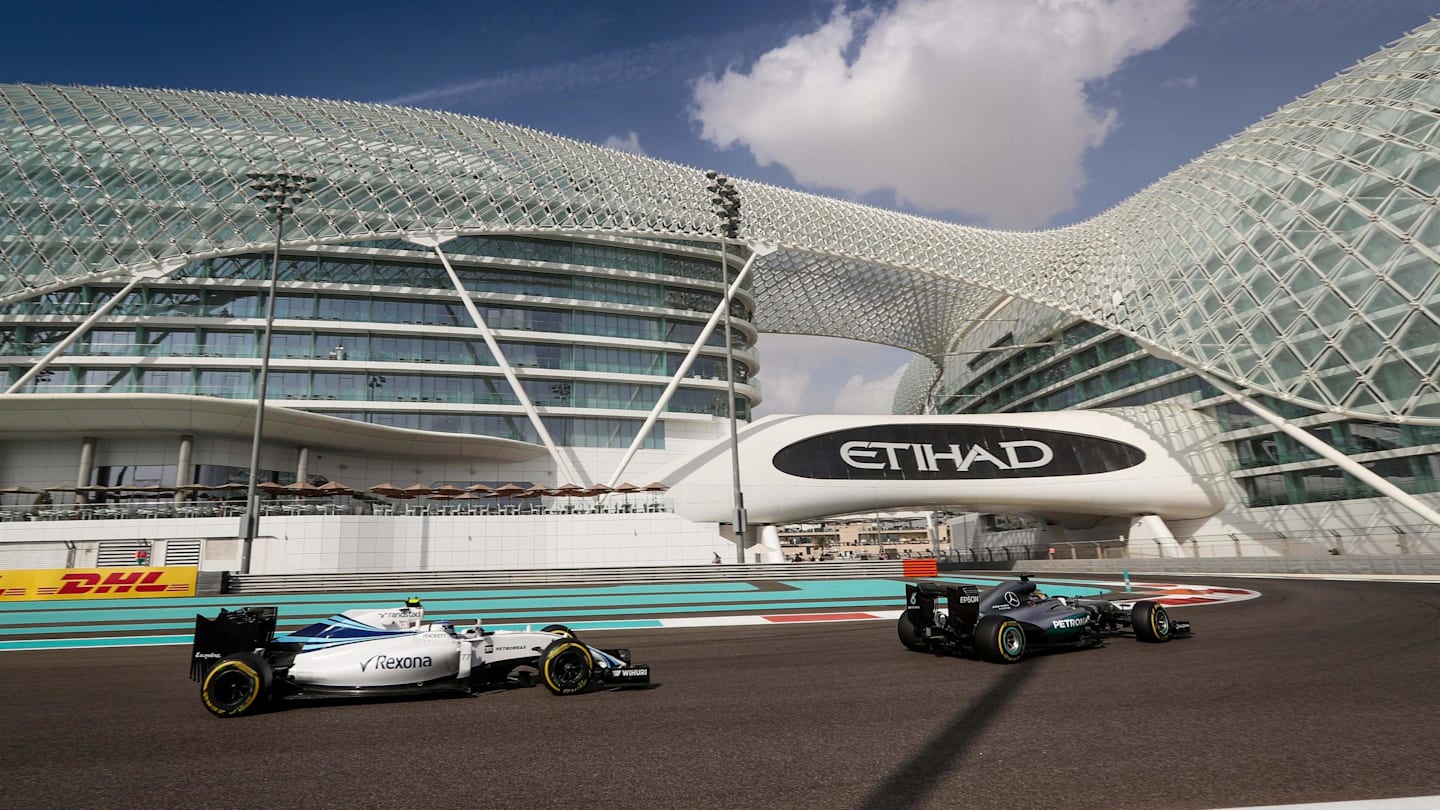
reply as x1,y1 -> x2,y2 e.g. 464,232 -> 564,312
239,171 -> 315,574
706,170 -> 747,563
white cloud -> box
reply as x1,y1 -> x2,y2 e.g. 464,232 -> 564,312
753,334 -> 915,416
1163,74 -> 1199,89
691,0 -> 1193,227
603,131 -> 647,155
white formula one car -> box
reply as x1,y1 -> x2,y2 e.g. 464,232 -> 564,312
189,598 -> 651,717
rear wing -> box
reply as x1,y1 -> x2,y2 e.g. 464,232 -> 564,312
190,606 -> 277,682
905,582 -> 981,632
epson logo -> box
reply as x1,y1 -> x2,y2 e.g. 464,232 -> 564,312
841,440 -> 1053,472
772,424 -> 1146,481
954,595 -> 981,603
360,654 -> 433,672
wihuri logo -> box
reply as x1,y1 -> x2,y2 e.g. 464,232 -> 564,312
360,654 -> 433,672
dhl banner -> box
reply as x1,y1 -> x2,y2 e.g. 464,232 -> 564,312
0,566 -> 197,601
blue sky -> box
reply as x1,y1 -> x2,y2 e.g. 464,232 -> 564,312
3,0 -> 1434,414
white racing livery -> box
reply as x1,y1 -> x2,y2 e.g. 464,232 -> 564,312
190,598 -> 651,717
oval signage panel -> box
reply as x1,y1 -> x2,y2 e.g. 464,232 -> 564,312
772,424 -> 1146,481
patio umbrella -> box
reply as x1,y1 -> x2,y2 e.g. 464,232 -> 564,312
317,481 -> 354,496
283,481 -> 322,497
614,482 -> 641,509
464,483 -> 493,494
0,485 -> 39,494
44,485 -> 79,492
454,491 -> 481,500
431,484 -> 466,497
258,482 -> 287,495
642,481 -> 669,492
370,482 -> 405,497
402,482 -> 432,497
212,482 -> 249,491
428,494 -> 455,501
519,484 -> 550,499
176,483 -> 215,491
491,483 -> 525,498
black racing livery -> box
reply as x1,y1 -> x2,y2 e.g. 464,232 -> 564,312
898,575 -> 1191,663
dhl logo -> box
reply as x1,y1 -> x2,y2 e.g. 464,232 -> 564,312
36,570 -> 188,596
0,566 -> 197,601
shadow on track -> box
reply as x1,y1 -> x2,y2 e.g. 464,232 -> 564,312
858,658 -> 1041,809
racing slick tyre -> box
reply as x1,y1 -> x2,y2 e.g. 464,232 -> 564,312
897,612 -> 927,652
541,624 -> 576,638
1131,600 -> 1173,643
974,615 -> 1026,664
201,652 -> 272,717
539,638 -> 594,695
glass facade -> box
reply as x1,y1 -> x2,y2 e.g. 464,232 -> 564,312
0,233 -> 758,446
936,310 -> 1440,510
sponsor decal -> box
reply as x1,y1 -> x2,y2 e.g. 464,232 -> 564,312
359,654 -> 434,672
1051,617 -> 1089,629
771,424 -> 1146,481
954,595 -> 980,604
612,667 -> 649,678
1,567 -> 197,601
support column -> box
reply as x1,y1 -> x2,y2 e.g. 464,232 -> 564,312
759,524 -> 783,563
1133,514 -> 1182,557
76,436 -> 96,504
296,445 -> 310,485
174,434 -> 193,505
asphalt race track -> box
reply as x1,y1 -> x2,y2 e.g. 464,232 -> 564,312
4,576 -> 1439,810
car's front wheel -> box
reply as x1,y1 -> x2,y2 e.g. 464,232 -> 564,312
541,623 -> 576,639
539,639 -> 593,695
1131,601 -> 1173,643
974,615 -> 1026,664
201,652 -> 272,717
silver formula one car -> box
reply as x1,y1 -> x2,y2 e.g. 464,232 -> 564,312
899,575 -> 1191,663
189,597 -> 651,717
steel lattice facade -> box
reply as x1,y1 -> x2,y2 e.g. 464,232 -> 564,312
1,20 -> 1438,425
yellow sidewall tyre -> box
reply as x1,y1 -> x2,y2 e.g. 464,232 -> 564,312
201,653 -> 271,717
539,639 -> 593,695
1132,601 -> 1173,643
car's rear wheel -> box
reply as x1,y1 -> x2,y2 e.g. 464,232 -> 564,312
897,612 -> 927,652
539,639 -> 593,695
541,623 -> 576,638
1132,601 -> 1173,643
201,652 -> 271,717
974,615 -> 1026,664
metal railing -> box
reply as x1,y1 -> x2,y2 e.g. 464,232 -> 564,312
0,497 -> 673,523
947,524 -> 1440,561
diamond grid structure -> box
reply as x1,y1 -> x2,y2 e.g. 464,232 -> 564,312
1,20 -> 1438,422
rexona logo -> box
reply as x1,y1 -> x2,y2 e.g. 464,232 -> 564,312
771,424 -> 1146,481
359,654 -> 434,672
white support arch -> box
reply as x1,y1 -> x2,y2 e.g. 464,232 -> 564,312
408,235 -> 583,487
607,245 -> 774,487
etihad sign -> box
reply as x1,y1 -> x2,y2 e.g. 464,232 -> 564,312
772,424 -> 1146,481
840,440 -> 1053,472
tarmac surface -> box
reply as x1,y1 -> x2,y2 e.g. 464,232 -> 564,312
3,576 -> 1439,809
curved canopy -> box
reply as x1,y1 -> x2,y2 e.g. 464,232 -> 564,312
1,19 -> 1438,422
